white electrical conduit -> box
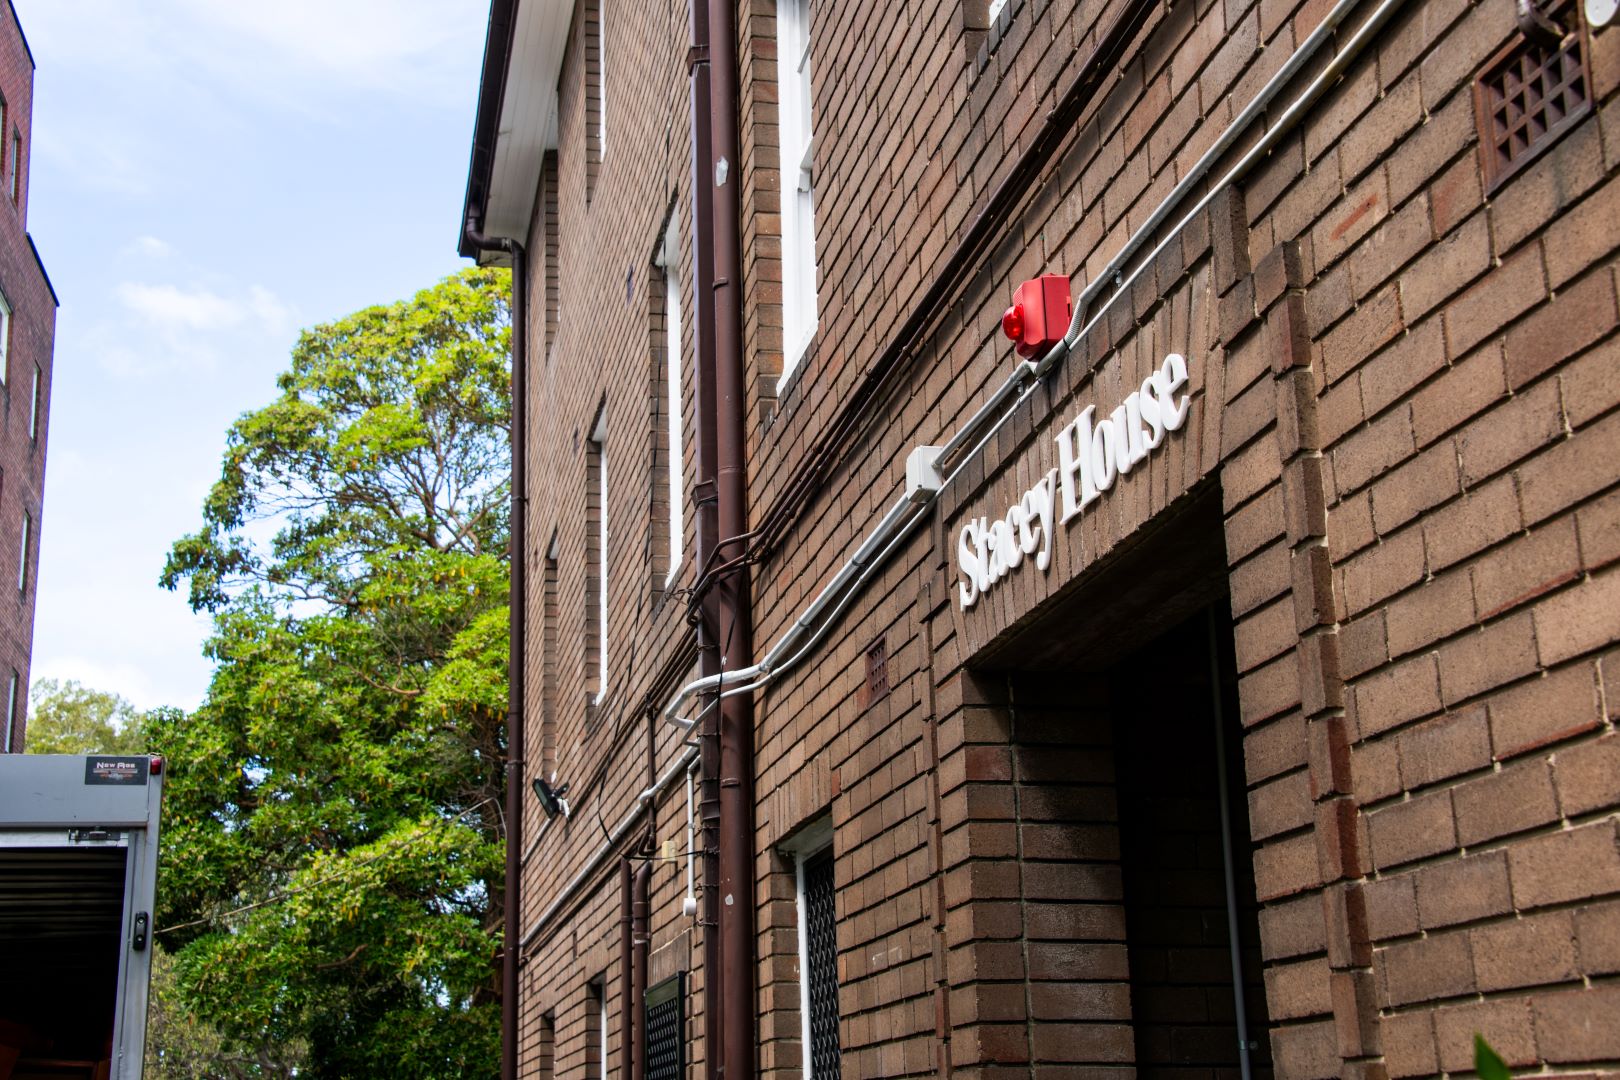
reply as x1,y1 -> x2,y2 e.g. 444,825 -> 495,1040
531,0 -> 1404,949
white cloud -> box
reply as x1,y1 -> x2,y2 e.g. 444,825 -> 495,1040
124,236 -> 174,259
18,0 -> 486,115
116,282 -> 249,332
89,280 -> 299,379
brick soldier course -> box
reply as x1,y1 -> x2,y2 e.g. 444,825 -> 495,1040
0,0 -> 55,757
462,0 -> 1620,1074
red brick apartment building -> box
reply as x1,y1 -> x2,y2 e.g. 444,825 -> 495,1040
460,0 -> 1620,1073
0,0 -> 54,757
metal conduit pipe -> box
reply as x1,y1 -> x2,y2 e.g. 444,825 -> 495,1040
461,215 -> 526,1080
520,744 -> 700,951
632,859 -> 652,1079
939,0 -> 1394,467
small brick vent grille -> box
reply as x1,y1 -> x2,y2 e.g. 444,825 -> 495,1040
1474,4 -> 1591,191
646,975 -> 684,1080
864,639 -> 889,702
804,849 -> 841,1079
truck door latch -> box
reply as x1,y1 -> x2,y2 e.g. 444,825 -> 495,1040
132,912 -> 148,951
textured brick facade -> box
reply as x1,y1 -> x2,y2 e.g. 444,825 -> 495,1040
481,0 -> 1620,1074
0,1 -> 54,755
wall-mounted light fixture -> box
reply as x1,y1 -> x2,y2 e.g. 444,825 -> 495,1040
532,777 -> 571,821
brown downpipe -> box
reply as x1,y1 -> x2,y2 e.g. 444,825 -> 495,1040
704,0 -> 757,1077
632,858 -> 652,1077
686,0 -> 725,1075
463,215 -> 526,1080
620,857 -> 635,1080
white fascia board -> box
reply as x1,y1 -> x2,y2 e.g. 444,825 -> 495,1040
483,0 -> 570,249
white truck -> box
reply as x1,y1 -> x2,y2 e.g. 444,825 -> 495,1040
0,754 -> 163,1080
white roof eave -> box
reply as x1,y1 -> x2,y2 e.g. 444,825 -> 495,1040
482,0 -> 569,249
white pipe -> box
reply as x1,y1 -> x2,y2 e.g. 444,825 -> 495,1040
519,742 -> 700,950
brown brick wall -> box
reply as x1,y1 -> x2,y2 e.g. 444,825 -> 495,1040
505,0 -> 1620,1072
0,1 -> 53,754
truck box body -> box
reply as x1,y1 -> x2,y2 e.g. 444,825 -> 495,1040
0,755 -> 163,1080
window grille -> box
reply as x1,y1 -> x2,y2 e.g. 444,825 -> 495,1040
1474,2 -> 1591,191
803,849 -> 840,1079
646,974 -> 684,1080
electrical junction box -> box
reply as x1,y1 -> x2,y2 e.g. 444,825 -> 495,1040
1002,274 -> 1074,359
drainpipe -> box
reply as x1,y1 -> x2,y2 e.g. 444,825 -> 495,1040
633,857 -> 652,1077
620,857 -> 635,1080
463,215 -> 527,1080
703,0 -> 757,1075
686,0 -> 726,1076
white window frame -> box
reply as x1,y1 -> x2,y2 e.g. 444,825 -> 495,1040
28,362 -> 39,441
0,289 -> 11,386
3,669 -> 15,753
588,976 -> 607,1080
783,815 -> 835,1079
589,407 -> 608,705
596,1 -> 607,159
776,0 -> 817,387
17,509 -> 29,594
658,211 -> 684,585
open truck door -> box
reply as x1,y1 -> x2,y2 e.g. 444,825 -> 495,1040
0,754 -> 163,1080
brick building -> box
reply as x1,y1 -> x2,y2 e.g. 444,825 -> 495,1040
461,0 -> 1620,1074
0,0 -> 54,756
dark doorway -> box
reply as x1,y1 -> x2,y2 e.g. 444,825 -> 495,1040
1111,605 -> 1272,1080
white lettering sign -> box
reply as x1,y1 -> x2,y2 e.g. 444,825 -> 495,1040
957,352 -> 1191,610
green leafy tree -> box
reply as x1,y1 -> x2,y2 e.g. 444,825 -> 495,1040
153,267 -> 511,1076
24,678 -> 147,754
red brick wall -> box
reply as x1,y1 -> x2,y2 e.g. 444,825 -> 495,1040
505,0 -> 1620,1072
0,1 -> 52,754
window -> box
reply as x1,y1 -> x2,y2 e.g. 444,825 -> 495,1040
3,669 -> 15,753
542,151 -> 560,357
653,209 -> 684,586
585,0 -> 605,196
789,819 -> 841,1079
537,1012 -> 555,1079
586,407 -> 608,705
17,510 -> 29,594
777,0 -> 817,385
541,536 -> 558,779
0,289 -> 11,386
646,974 -> 685,1080
28,363 -> 40,442
586,977 -> 607,1080
10,128 -> 19,206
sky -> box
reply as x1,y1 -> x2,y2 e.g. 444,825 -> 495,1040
17,0 -> 490,711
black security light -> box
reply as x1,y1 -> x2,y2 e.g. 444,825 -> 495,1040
531,777 -> 571,821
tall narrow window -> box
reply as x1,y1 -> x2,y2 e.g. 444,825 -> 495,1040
777,0 -> 817,385
585,0 -> 604,197
0,289 -> 11,386
797,843 -> 841,1078
17,510 -> 29,595
586,978 -> 606,1080
541,536 -> 559,779
586,408 -> 608,706
28,363 -> 40,442
653,209 -> 684,586
10,129 -> 19,205
542,151 -> 560,357
537,1012 -> 556,1080
3,669 -> 16,753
